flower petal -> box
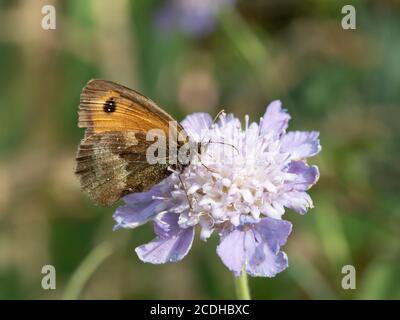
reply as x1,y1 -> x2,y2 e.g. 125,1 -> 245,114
280,191 -> 314,214
181,112 -> 213,141
281,131 -> 321,160
262,202 -> 285,220
217,218 -> 292,277
135,213 -> 195,264
216,228 -> 246,276
245,218 -> 291,277
286,161 -> 320,191
254,217 -> 292,252
113,177 -> 178,231
244,235 -> 287,278
113,187 -> 166,231
260,100 -> 291,136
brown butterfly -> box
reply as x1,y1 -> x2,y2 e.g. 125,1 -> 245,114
75,79 -> 189,206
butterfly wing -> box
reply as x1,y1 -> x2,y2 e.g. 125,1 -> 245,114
76,79 -> 183,206
79,79 -> 183,136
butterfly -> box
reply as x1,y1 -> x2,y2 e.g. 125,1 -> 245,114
75,79 -> 190,206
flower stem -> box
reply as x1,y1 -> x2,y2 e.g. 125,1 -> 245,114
63,241 -> 113,300
234,270 -> 251,300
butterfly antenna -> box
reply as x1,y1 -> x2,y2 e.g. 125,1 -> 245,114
208,141 -> 239,154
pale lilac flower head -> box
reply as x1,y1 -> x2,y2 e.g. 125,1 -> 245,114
155,0 -> 236,37
114,101 -> 321,277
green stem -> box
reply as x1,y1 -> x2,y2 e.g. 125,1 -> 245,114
234,270 -> 251,300
63,241 -> 113,300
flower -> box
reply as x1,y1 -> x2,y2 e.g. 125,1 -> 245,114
155,0 -> 236,37
113,100 -> 321,277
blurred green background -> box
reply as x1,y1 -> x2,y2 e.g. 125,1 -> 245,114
0,0 -> 399,299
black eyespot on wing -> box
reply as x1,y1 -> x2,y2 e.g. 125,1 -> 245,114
103,98 -> 116,113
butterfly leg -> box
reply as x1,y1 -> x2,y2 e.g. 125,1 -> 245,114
177,173 -> 193,210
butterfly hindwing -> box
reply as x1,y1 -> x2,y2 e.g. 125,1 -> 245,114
76,131 -> 170,206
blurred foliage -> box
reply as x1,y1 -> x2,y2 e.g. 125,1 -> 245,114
0,0 -> 399,299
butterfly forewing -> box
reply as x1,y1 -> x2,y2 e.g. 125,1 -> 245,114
79,79 -> 182,136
